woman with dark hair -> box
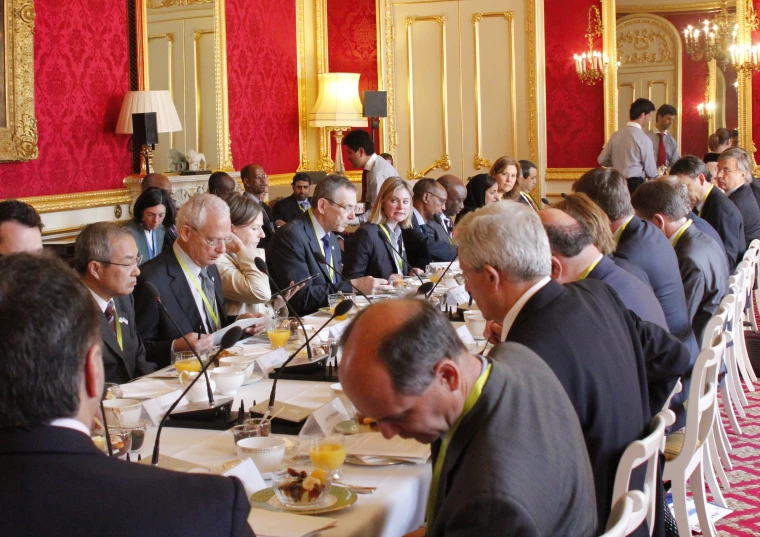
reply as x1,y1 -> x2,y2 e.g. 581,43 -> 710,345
125,187 -> 174,264
458,174 -> 500,219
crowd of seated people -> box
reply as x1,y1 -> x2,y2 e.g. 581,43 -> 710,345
1,119 -> 758,537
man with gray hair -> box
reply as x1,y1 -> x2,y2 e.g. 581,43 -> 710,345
715,147 -> 760,246
339,298 -> 598,537
135,193 -> 261,367
632,181 -> 728,344
268,174 -> 386,315
456,201 -> 689,533
75,222 -> 156,383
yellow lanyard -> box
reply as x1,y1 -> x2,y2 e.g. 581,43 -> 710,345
672,219 -> 693,248
112,303 -> 123,351
175,255 -> 219,330
614,216 -> 633,243
426,362 -> 492,525
522,191 -> 539,211
378,223 -> 404,273
578,256 -> 602,280
308,209 -> 334,283
698,184 -> 713,217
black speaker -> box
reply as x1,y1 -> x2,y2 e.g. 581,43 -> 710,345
132,112 -> 158,146
363,91 -> 387,118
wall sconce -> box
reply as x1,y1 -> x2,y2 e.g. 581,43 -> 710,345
573,4 -> 609,85
697,101 -> 716,120
729,43 -> 760,72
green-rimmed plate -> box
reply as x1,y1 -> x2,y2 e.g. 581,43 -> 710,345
249,485 -> 357,515
334,418 -> 374,435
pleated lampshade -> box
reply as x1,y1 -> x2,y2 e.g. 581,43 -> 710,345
309,73 -> 367,128
116,90 -> 183,134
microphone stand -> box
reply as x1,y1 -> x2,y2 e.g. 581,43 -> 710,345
377,229 -> 424,283
312,251 -> 373,304
253,257 -> 312,362
426,253 -> 459,298
151,327 -> 244,465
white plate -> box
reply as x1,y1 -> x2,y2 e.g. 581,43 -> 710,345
242,372 -> 264,386
330,382 -> 343,394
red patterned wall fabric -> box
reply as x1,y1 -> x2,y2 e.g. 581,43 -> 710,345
545,0 -> 606,168
0,0 -> 132,199
226,0 -> 300,174
327,0 -> 376,171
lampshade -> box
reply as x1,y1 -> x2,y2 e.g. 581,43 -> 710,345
115,90 -> 183,134
309,73 -> 367,128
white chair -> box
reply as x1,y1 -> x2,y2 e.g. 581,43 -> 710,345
610,410 -> 673,535
729,271 -> 757,391
662,332 -> 727,537
721,294 -> 749,415
738,260 -> 759,383
601,491 -> 648,537
742,245 -> 759,332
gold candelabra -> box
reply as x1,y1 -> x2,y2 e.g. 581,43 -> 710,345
683,0 -> 737,65
573,5 -> 608,85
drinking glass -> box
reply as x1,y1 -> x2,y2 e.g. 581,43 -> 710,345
328,294 -> 355,321
268,317 -> 294,349
309,434 -> 346,479
172,351 -> 203,373
243,418 -> 271,437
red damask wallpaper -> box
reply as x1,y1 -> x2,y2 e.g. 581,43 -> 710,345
0,0 -> 132,199
226,0 -> 300,174
545,0 -> 606,169
327,0 -> 377,171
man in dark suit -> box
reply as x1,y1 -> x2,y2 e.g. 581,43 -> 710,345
75,223 -> 156,384
404,179 -> 457,269
0,254 -> 255,537
632,181 -> 729,345
134,194 -> 261,368
456,201 -> 690,534
339,299 -> 598,537
540,207 -> 667,328
267,174 -> 385,315
574,167 -> 701,363
716,148 -> 760,247
672,155 -> 745,272
241,163 -> 275,249
437,174 -> 467,234
272,173 -> 312,227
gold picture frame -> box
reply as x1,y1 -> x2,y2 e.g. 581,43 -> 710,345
0,0 -> 38,162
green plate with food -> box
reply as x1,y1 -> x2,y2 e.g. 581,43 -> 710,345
334,418 -> 376,435
250,485 -> 357,515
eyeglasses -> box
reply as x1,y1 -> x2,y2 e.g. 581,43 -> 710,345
190,227 -> 233,247
427,192 -> 447,204
253,174 -> 268,180
96,255 -> 143,268
324,198 -> 356,214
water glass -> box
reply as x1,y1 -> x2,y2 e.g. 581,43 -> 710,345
244,418 -> 271,437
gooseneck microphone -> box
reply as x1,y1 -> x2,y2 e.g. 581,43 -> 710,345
312,251 -> 373,303
143,281 -> 214,406
309,252 -> 340,294
416,281 -> 435,296
151,327 -> 244,465
426,253 -> 459,297
253,257 -> 312,362
377,229 -> 424,283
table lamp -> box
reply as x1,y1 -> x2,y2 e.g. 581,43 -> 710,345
116,90 -> 182,174
309,73 -> 367,173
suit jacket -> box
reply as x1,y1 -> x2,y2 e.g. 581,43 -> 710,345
404,215 -> 457,269
748,177 -> 760,210
504,279 -> 690,530
675,223 -> 729,344
99,294 -> 156,384
124,220 -> 166,265
0,426 -> 255,537
688,211 -> 726,257
428,348 -> 598,537
267,212 -> 353,315
517,191 -> 540,211
134,247 -> 229,368
728,183 -> 760,248
272,195 -> 310,225
614,216 -> 700,361
699,184 -> 745,272
343,223 -> 409,279
613,256 -> 652,287
589,256 -> 667,329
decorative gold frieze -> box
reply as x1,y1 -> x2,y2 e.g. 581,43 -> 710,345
147,0 -> 213,8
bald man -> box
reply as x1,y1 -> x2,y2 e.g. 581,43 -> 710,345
339,299 -> 598,537
539,207 -> 667,329
436,174 -> 466,235
141,173 -> 172,193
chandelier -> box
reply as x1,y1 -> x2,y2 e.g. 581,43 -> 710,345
683,0 -> 737,65
572,4 -> 609,85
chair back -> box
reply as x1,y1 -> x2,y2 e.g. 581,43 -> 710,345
602,491 -> 648,537
700,306 -> 728,351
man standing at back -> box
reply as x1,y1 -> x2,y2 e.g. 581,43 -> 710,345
344,129 -> 398,211
598,98 -> 658,193
241,163 -> 275,249
646,104 -> 680,168
0,254 -> 255,537
715,147 -> 760,247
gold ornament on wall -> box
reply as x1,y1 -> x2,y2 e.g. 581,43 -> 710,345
573,4 -> 610,85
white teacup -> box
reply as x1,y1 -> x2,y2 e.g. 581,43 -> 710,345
218,355 -> 257,380
211,366 -> 246,395
236,436 -> 286,473
464,310 -> 486,341
179,371 -> 216,403
102,398 -> 142,426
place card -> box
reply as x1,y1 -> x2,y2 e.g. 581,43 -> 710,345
328,318 -> 352,340
446,284 -> 469,306
311,398 -> 351,435
222,458 -> 267,497
142,389 -> 187,426
254,348 -> 288,375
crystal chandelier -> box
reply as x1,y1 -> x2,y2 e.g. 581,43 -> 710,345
572,4 -> 609,85
683,0 -> 737,65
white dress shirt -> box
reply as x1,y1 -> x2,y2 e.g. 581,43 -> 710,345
173,243 -> 215,332
364,153 -> 399,209
50,418 -> 91,436
500,277 -> 551,341
144,229 -> 157,258
88,288 -> 111,314
598,122 -> 658,179
412,208 -> 426,227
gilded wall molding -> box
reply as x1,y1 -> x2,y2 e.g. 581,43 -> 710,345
14,190 -> 132,215
617,27 -> 672,65
602,0 -> 618,141
383,0 -> 398,161
0,0 -> 38,162
295,0 -> 310,171
617,1 -> 733,13
545,168 -> 590,180
315,0 -> 333,172
147,0 -> 213,8
526,0 -> 540,163
213,0 -> 233,170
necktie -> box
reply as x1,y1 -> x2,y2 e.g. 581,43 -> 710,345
148,230 -> 156,260
104,301 -> 116,333
199,268 -> 218,330
441,215 -> 453,236
300,201 -> 309,212
361,169 -> 369,203
658,133 -> 667,167
321,235 -> 333,282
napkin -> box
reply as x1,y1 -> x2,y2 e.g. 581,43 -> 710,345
248,510 -> 336,537
345,433 -> 430,462
119,379 -> 174,399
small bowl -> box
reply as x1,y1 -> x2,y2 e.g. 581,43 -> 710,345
272,467 -> 332,507
236,436 -> 286,473
102,398 -> 142,426
92,427 -> 132,458
120,419 -> 151,452
210,366 -> 246,395
218,355 -> 257,380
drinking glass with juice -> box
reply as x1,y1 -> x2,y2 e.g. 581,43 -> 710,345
268,317 -> 295,349
309,434 -> 346,479
328,294 -> 355,321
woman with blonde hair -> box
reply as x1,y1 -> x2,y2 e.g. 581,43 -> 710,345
343,177 -> 418,279
489,156 -> 521,200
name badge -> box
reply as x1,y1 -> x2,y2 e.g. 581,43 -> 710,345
312,398 -> 351,435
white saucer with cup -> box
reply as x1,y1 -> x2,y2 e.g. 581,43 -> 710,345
179,371 -> 216,403
211,366 -> 246,395
102,398 -> 142,426
464,310 -> 487,341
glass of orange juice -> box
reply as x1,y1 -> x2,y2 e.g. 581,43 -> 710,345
328,294 -> 355,321
268,317 -> 294,349
309,434 -> 346,479
172,351 -> 203,373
